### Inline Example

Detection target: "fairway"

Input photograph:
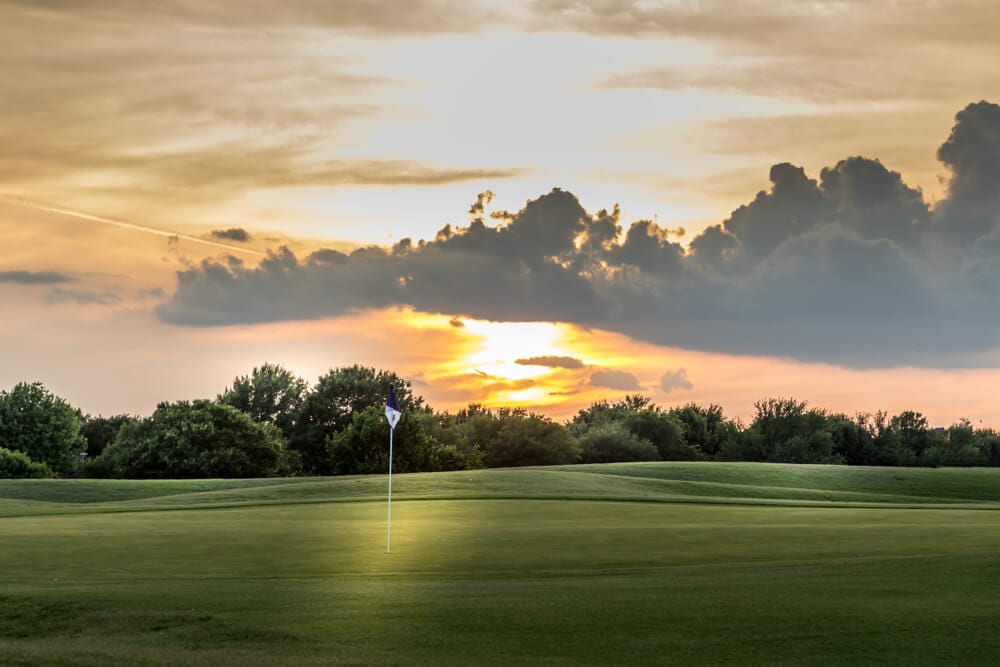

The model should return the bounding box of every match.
[3,464,1000,665]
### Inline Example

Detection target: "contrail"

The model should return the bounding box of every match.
[0,195,266,257]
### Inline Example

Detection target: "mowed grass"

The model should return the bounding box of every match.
[3,463,1000,665]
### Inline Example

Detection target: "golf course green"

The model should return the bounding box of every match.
[3,462,1000,665]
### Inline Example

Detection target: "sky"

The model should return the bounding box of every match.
[4,0,1000,426]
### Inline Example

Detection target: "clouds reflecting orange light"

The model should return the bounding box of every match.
[357,309,1000,428]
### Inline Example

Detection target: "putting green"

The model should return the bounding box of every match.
[3,463,1000,665]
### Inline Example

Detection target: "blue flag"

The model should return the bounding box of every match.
[385,385,401,430]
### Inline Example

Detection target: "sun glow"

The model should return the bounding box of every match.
[458,320,568,380]
[430,319,582,408]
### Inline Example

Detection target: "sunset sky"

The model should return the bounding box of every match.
[4,1,1000,426]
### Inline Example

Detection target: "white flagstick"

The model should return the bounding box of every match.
[387,424,393,554]
[384,385,401,554]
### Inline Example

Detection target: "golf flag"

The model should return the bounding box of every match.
[385,385,401,554]
[385,385,401,430]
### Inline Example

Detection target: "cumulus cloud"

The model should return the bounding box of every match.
[0,270,73,285]
[158,101,1000,368]
[659,368,693,394]
[935,101,1000,244]
[589,370,641,391]
[210,228,252,243]
[515,356,586,369]
[158,188,609,326]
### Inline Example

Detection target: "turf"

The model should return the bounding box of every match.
[3,463,1000,665]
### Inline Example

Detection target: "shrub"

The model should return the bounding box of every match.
[96,400,291,478]
[0,447,55,479]
[578,424,660,463]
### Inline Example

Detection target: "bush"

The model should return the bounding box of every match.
[328,405,440,475]
[669,404,731,457]
[578,424,660,463]
[0,447,55,479]
[96,400,292,478]
[480,409,579,468]
[78,453,119,479]
[624,410,701,460]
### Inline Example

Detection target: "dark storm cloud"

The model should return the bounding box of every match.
[158,188,610,326]
[0,270,73,285]
[935,101,1000,244]
[159,101,1000,368]
[589,370,641,391]
[515,356,586,369]
[211,228,252,243]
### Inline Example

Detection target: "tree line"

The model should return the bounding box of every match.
[2,364,999,479]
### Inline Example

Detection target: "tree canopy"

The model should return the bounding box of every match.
[0,382,84,474]
[96,400,291,478]
[292,365,422,474]
[81,414,137,459]
[218,363,307,440]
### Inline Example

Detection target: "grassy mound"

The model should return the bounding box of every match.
[4,462,1000,517]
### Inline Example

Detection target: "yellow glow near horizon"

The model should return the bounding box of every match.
[457,320,569,381]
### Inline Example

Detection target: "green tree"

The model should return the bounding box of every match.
[623,409,699,460]
[292,366,422,474]
[480,408,579,468]
[328,405,440,475]
[0,447,55,478]
[890,411,933,463]
[416,410,485,471]
[578,423,659,463]
[851,411,914,466]
[772,431,836,464]
[977,428,1000,466]
[570,396,701,462]
[827,414,874,466]
[0,382,84,474]
[926,419,985,467]
[717,428,763,461]
[218,363,307,439]
[746,397,841,464]
[568,395,653,437]
[669,404,734,458]
[97,400,291,478]
[80,414,137,459]
[448,404,504,465]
